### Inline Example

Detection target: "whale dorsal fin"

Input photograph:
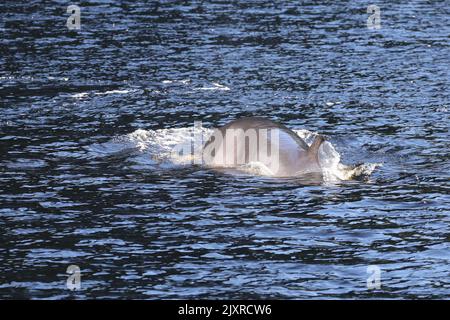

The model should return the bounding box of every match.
[307,135,325,163]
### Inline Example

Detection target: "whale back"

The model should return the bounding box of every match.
[207,117,310,151]
[203,117,324,177]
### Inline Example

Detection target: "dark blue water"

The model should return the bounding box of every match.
[0,0,449,299]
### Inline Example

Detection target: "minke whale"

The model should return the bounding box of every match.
[202,117,325,177]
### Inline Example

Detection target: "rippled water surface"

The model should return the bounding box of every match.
[0,0,449,299]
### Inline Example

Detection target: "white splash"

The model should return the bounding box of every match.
[292,129,381,181]
[89,126,379,181]
[240,162,275,176]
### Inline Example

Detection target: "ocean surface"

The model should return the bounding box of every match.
[0,0,449,299]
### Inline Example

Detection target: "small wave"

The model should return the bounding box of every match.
[71,92,89,99]
[196,82,230,91]
[162,79,230,91]
[162,79,190,85]
[69,88,138,99]
[94,89,133,95]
